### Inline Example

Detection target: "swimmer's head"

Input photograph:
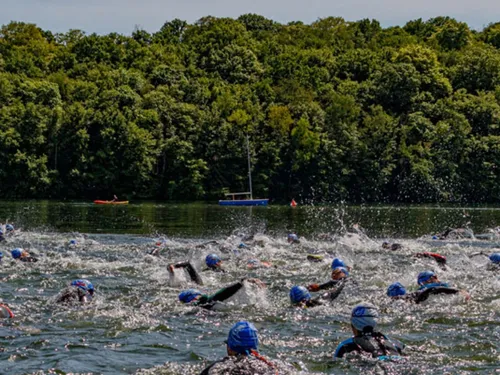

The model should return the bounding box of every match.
[226,321,259,355]
[387,282,406,297]
[247,259,259,268]
[69,239,77,245]
[71,279,94,296]
[290,286,311,306]
[5,224,14,232]
[178,289,202,304]
[11,248,24,259]
[382,242,390,249]
[205,254,221,269]
[331,258,346,270]
[490,253,500,264]
[417,271,438,286]
[331,266,349,280]
[287,233,299,243]
[0,304,14,318]
[351,303,379,334]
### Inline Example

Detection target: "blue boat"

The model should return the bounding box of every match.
[218,135,269,207]
[219,192,269,206]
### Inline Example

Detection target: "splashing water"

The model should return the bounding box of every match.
[0,202,499,374]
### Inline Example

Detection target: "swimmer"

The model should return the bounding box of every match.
[178,279,265,310]
[11,248,38,263]
[0,303,14,318]
[287,233,300,244]
[5,224,15,235]
[246,259,272,269]
[386,280,467,304]
[290,285,346,308]
[382,242,403,251]
[307,258,350,292]
[205,253,225,272]
[334,303,405,359]
[415,252,447,270]
[417,271,470,300]
[168,261,203,285]
[56,279,95,304]
[200,321,293,375]
[488,253,500,270]
[434,228,474,240]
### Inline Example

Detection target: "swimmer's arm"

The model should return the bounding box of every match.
[316,280,339,291]
[323,280,346,301]
[207,282,244,303]
[173,262,203,285]
[415,286,464,303]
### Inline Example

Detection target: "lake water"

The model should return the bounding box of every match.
[0,201,499,375]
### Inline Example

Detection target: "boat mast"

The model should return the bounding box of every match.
[246,134,253,200]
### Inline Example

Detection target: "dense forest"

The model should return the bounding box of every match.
[0,15,499,202]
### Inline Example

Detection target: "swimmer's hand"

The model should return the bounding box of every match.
[307,284,320,292]
[460,290,471,301]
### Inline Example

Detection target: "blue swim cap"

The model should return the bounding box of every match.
[387,282,406,297]
[290,286,311,305]
[69,239,77,245]
[288,233,299,241]
[5,224,14,231]
[238,243,248,249]
[331,258,346,269]
[490,253,500,264]
[247,259,259,266]
[227,321,259,354]
[417,271,435,286]
[179,289,202,303]
[351,303,379,332]
[71,279,94,294]
[0,252,3,258]
[205,254,221,268]
[11,248,23,259]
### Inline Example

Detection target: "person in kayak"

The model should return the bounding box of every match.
[168,261,203,285]
[415,252,447,270]
[11,248,38,263]
[178,279,265,310]
[334,303,405,359]
[56,279,95,304]
[289,284,346,308]
[307,258,350,292]
[200,321,293,375]
[205,253,225,272]
[111,195,119,202]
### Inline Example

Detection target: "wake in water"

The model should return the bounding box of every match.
[0,223,499,375]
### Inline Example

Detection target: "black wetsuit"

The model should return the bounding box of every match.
[170,262,204,285]
[193,281,245,310]
[56,286,92,304]
[334,331,404,358]
[393,286,460,304]
[200,354,290,375]
[20,255,38,263]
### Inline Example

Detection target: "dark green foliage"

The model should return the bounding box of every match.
[1,17,499,202]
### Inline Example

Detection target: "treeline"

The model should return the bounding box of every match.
[1,15,500,202]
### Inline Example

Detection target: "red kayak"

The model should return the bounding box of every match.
[93,200,129,205]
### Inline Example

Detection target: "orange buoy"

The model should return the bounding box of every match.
[290,199,297,207]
